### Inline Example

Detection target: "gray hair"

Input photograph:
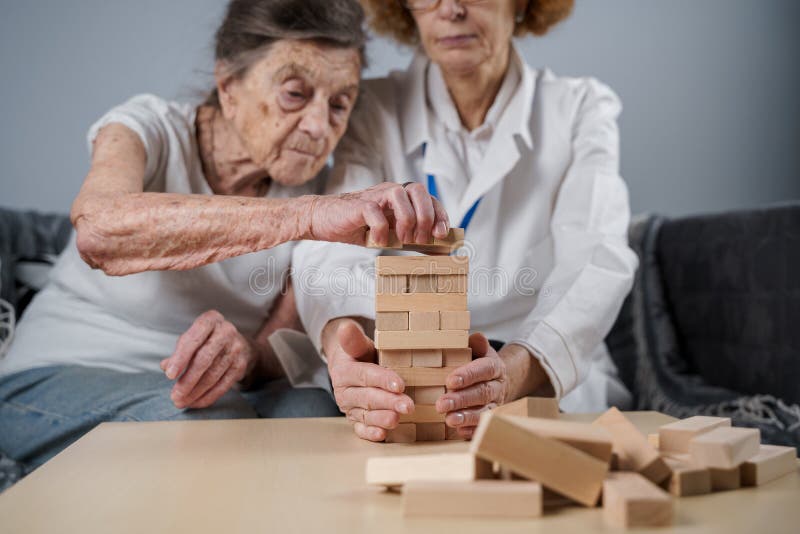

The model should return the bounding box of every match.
[207,0,367,106]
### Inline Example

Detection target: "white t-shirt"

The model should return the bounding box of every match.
[0,94,322,378]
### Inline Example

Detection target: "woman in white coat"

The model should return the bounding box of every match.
[294,0,639,441]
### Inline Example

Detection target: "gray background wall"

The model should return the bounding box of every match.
[1,0,798,216]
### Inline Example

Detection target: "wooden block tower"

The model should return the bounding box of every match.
[368,229,470,442]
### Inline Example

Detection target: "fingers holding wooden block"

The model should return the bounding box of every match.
[602,472,673,528]
[403,480,543,518]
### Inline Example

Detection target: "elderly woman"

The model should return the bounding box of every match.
[0,0,448,467]
[292,0,638,441]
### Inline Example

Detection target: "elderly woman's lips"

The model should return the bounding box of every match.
[437,34,477,47]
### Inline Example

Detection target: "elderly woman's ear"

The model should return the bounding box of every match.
[214,62,239,122]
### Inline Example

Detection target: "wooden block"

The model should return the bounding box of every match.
[416,422,446,441]
[688,426,760,469]
[658,416,731,453]
[378,349,412,368]
[407,274,437,293]
[648,433,660,449]
[709,466,741,491]
[366,229,402,249]
[493,397,560,419]
[445,425,462,441]
[366,452,493,487]
[408,311,439,330]
[470,413,609,506]
[602,472,672,528]
[376,255,468,276]
[662,456,711,497]
[411,349,442,367]
[503,415,614,462]
[439,310,470,329]
[385,423,416,443]
[436,275,467,294]
[741,445,798,486]
[400,405,445,424]
[593,407,671,484]
[413,386,445,405]
[376,292,467,312]
[375,312,408,331]
[442,348,472,366]
[374,330,468,350]
[376,275,407,295]
[393,366,459,387]
[403,480,542,518]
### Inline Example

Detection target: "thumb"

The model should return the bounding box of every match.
[337,320,375,362]
[468,332,490,358]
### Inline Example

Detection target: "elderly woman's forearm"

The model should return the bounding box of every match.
[73,192,315,275]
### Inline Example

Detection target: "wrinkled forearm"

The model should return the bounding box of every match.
[73,192,316,275]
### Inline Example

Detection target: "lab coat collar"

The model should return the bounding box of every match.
[399,42,535,156]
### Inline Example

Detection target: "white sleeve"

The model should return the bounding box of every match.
[86,94,175,190]
[292,90,387,356]
[507,80,638,399]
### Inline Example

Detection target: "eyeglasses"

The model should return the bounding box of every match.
[403,0,488,13]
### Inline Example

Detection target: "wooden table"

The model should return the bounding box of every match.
[1,412,797,533]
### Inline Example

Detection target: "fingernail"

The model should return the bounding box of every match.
[450,375,464,388]
[436,221,447,237]
[396,401,411,414]
[389,380,401,393]
[166,365,177,379]
[452,412,465,425]
[445,399,455,411]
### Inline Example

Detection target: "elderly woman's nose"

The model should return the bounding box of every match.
[438,0,466,19]
[298,101,329,139]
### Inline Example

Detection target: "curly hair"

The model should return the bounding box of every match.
[360,0,574,46]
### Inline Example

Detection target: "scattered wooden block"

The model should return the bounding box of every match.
[593,407,671,484]
[470,413,609,506]
[688,427,760,469]
[376,312,408,331]
[403,480,542,518]
[385,423,416,443]
[378,349,412,368]
[436,275,467,294]
[416,423,446,441]
[408,274,437,293]
[709,466,741,491]
[662,456,712,497]
[411,349,442,367]
[412,386,445,405]
[376,275,407,295]
[375,330,469,350]
[443,348,472,366]
[400,405,445,424]
[376,255,468,276]
[648,433,660,449]
[602,472,673,528]
[439,310,470,329]
[502,415,614,462]
[375,292,467,312]
[658,416,731,453]
[493,396,560,419]
[393,366,459,387]
[408,311,439,330]
[366,452,493,487]
[741,445,798,486]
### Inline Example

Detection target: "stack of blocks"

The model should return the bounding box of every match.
[374,254,471,442]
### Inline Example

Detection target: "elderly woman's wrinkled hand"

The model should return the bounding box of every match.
[324,318,414,442]
[307,182,450,247]
[161,310,256,409]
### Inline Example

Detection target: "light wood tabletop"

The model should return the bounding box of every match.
[0,411,797,533]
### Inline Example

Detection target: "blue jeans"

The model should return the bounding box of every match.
[0,365,341,469]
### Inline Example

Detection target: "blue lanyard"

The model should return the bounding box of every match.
[422,143,482,231]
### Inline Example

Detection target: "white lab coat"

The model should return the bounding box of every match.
[291,44,638,411]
